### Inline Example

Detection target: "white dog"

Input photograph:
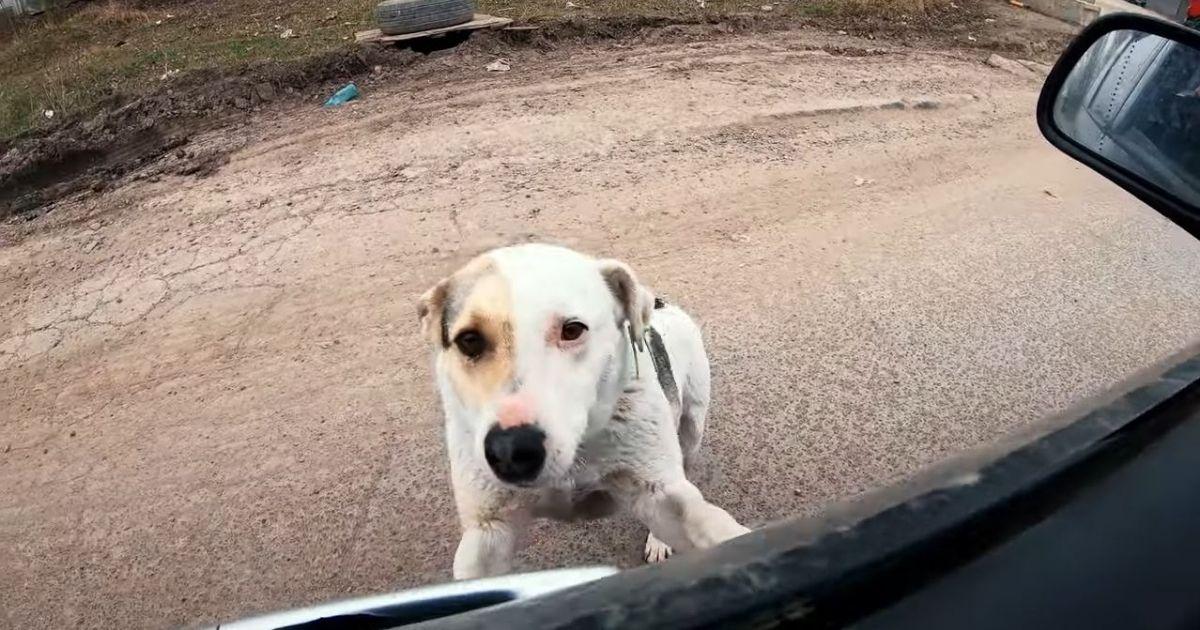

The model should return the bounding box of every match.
[417,243,749,579]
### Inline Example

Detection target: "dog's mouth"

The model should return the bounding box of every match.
[493,452,577,490]
[491,471,558,490]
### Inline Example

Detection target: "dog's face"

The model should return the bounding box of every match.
[418,244,653,488]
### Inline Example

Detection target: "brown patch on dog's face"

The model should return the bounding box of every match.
[417,255,501,347]
[434,260,516,409]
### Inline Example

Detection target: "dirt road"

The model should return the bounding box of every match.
[4,26,1200,629]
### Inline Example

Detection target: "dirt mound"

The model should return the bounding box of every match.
[0,49,385,220]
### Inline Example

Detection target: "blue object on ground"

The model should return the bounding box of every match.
[324,83,360,107]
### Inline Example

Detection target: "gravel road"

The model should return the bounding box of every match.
[3,24,1200,629]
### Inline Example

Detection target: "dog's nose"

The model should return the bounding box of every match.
[484,425,546,484]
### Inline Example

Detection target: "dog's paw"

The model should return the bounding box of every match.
[644,532,673,564]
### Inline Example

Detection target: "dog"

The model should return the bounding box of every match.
[417,243,749,579]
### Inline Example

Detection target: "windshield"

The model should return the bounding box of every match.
[3,2,1200,628]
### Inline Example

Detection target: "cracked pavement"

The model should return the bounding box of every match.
[4,25,1200,630]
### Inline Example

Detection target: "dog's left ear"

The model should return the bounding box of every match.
[598,259,655,350]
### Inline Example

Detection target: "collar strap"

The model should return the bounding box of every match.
[627,323,644,379]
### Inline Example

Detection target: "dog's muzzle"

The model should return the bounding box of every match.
[484,425,546,485]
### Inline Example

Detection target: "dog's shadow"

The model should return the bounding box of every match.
[519,452,729,570]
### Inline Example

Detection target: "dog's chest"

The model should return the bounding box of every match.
[553,480,620,521]
[566,462,604,492]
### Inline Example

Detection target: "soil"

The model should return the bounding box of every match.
[0,0,1073,220]
[10,6,1191,630]
[0,49,389,218]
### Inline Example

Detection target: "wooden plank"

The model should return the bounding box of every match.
[355,28,384,43]
[355,14,512,44]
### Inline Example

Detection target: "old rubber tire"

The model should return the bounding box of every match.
[375,0,474,35]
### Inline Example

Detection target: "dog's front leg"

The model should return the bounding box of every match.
[453,518,522,580]
[632,478,749,552]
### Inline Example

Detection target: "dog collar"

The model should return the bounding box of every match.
[625,323,681,413]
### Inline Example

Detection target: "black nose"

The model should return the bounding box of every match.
[484,425,546,484]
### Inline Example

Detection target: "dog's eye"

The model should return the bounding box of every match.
[561,320,588,342]
[454,330,488,359]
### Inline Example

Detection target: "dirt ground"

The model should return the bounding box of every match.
[1,0,1072,218]
[4,16,1200,630]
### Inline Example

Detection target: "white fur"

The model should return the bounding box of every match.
[428,244,749,579]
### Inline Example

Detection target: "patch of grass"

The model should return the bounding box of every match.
[471,0,955,23]
[827,0,953,13]
[0,0,956,141]
[0,0,378,139]
[73,0,157,25]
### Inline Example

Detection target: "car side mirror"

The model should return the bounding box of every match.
[1038,14,1200,239]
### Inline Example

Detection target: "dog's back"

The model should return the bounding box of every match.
[647,302,711,470]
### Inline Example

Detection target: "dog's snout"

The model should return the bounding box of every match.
[496,393,535,428]
[484,425,546,484]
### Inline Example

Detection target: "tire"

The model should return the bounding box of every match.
[375,0,474,36]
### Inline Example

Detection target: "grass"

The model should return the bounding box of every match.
[0,0,379,140]
[0,0,952,141]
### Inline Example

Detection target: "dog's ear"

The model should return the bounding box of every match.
[598,259,655,349]
[416,278,451,348]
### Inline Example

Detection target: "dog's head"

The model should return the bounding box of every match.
[418,244,654,488]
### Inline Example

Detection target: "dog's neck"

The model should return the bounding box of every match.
[582,323,643,440]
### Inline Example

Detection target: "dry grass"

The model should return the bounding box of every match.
[849,0,953,11]
[0,0,959,141]
[474,0,955,23]
[72,0,157,25]
[0,0,378,140]
[792,0,954,18]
